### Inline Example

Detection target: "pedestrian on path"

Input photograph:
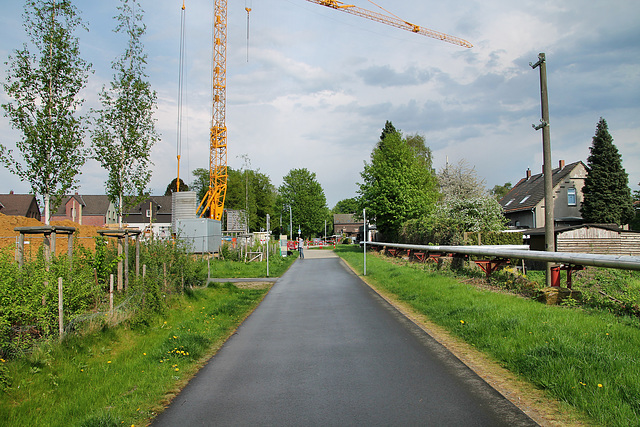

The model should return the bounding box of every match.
[298,237,304,259]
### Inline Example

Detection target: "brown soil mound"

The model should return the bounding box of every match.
[0,213,102,256]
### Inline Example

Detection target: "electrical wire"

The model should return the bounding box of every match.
[176,0,187,191]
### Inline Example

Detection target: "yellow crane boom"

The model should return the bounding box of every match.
[305,0,473,48]
[198,0,471,221]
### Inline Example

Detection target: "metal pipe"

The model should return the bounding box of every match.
[363,241,640,271]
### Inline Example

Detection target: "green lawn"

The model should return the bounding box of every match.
[209,252,296,278]
[0,284,269,427]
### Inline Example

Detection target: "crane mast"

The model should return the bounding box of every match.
[198,0,228,221]
[198,0,471,221]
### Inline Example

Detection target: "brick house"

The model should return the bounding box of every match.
[333,214,363,238]
[51,194,117,226]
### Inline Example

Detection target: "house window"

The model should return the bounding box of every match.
[567,188,576,206]
[146,209,152,218]
[519,195,531,204]
[505,198,515,206]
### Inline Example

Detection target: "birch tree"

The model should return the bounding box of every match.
[92,0,158,226]
[1,0,91,224]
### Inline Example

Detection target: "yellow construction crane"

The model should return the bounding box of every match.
[198,0,472,221]
[308,0,473,48]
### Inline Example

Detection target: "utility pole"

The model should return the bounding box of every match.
[363,208,367,276]
[530,52,555,286]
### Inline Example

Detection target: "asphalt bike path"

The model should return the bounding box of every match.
[153,250,536,426]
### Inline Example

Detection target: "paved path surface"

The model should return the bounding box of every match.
[153,252,536,426]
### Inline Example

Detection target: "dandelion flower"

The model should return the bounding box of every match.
[107,361,112,364]
[175,368,179,372]
[143,353,146,356]
[598,384,603,388]
[460,320,465,324]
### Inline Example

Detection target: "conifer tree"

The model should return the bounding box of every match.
[580,118,634,225]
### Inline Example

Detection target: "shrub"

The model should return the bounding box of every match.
[0,236,207,359]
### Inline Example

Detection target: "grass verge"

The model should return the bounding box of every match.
[209,253,296,278]
[0,283,269,427]
[336,246,640,426]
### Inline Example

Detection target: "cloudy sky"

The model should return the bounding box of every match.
[1,0,638,209]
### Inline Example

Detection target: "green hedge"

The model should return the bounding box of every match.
[399,218,522,246]
[463,231,523,246]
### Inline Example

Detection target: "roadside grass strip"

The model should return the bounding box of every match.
[0,284,269,427]
[211,255,296,278]
[337,246,640,426]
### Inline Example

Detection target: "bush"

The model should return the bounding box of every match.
[464,231,523,246]
[400,218,520,247]
[219,242,240,261]
[0,236,207,359]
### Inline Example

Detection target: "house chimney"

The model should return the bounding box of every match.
[9,190,14,195]
[526,168,531,179]
[559,159,565,169]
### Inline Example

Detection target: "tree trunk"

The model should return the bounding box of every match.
[44,193,50,225]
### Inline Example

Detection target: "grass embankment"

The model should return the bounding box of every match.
[336,246,640,426]
[0,283,269,427]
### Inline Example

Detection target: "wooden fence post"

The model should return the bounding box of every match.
[58,277,63,341]
[110,274,114,314]
[117,238,123,292]
[142,264,147,308]
[51,230,57,258]
[17,234,24,266]
[135,235,140,277]
[124,233,129,291]
[44,233,51,267]
[67,232,74,260]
